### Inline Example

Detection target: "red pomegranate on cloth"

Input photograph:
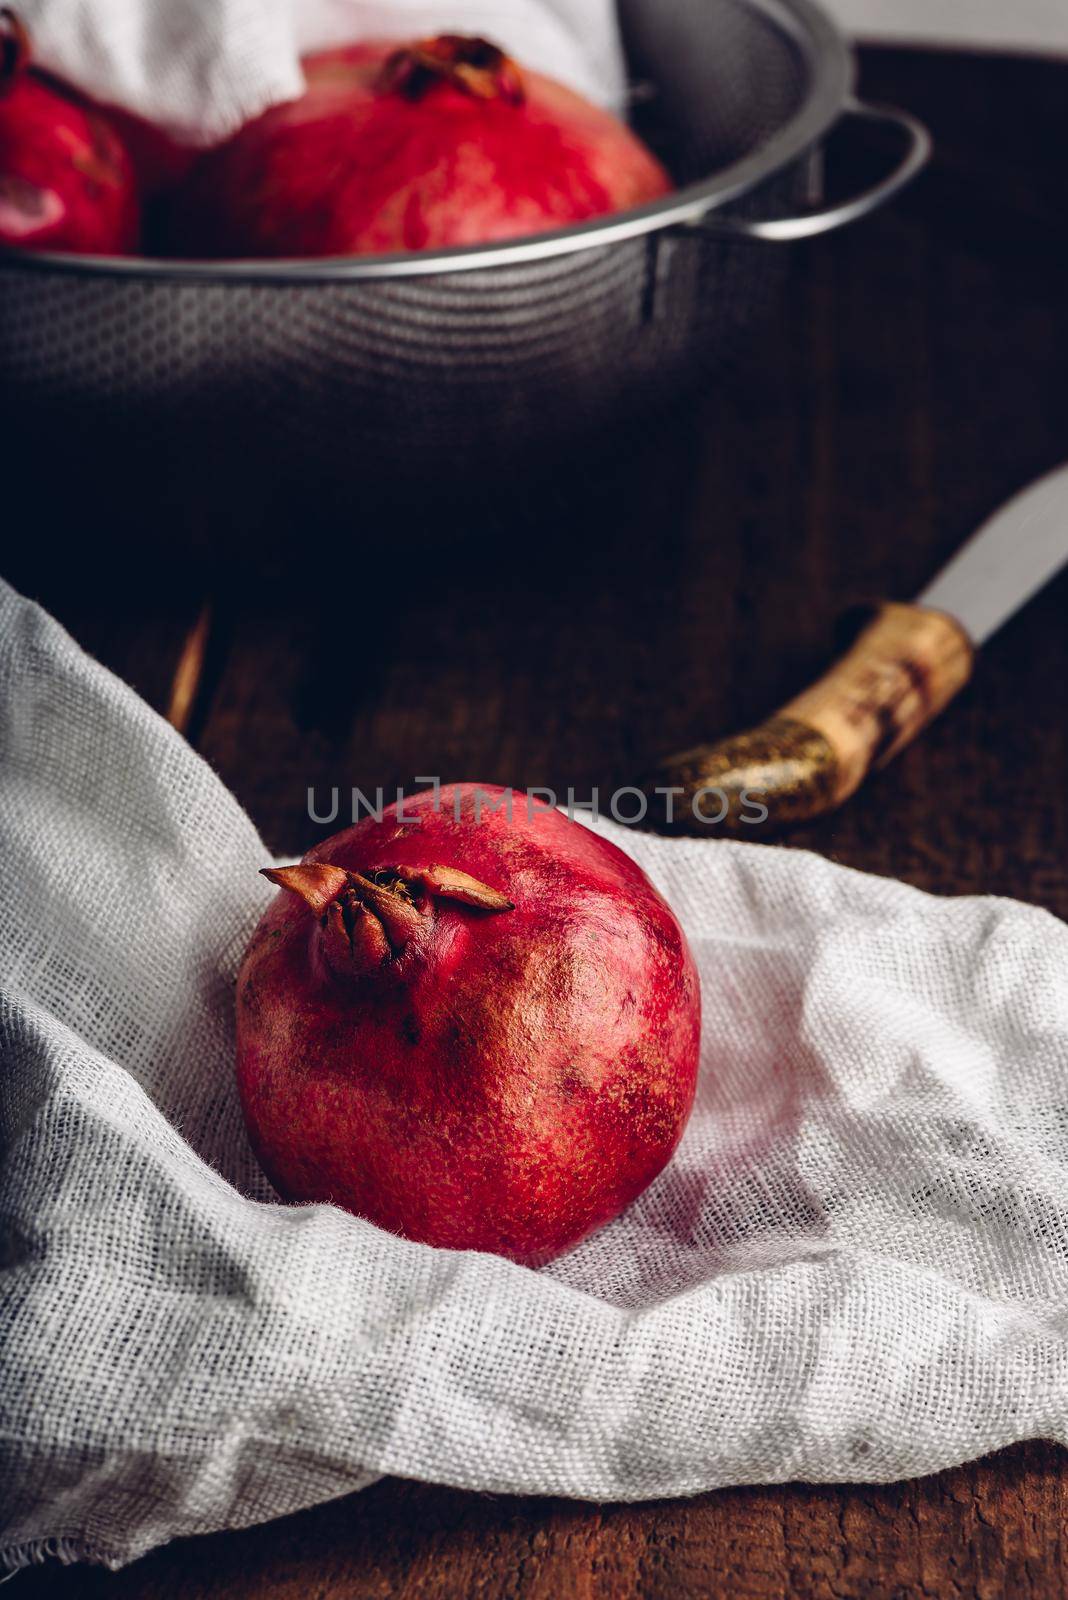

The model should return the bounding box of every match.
[236,785,701,1264]
[0,8,138,253]
[170,34,673,258]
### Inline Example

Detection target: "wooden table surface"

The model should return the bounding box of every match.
[10,44,1068,1600]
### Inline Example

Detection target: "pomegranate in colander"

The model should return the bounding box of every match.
[169,34,672,257]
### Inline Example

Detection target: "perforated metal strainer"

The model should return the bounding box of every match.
[0,0,928,504]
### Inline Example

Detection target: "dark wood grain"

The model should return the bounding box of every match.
[12,45,1068,1600]
[14,1446,1068,1599]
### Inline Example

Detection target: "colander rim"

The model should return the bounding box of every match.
[0,0,854,284]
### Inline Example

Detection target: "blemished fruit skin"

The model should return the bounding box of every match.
[0,15,138,254]
[235,784,701,1264]
[169,35,673,258]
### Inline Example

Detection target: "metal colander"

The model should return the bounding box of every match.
[0,0,927,508]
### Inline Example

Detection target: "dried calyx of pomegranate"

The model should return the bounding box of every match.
[262,861,513,977]
[0,7,29,94]
[377,34,525,105]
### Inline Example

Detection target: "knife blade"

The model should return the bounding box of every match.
[918,462,1068,644]
[644,464,1068,834]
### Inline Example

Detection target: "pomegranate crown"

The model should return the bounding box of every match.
[0,8,30,97]
[262,861,513,979]
[377,34,525,107]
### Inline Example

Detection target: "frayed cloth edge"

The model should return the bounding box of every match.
[1,1536,112,1575]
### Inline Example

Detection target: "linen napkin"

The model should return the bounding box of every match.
[4,575,1068,1572]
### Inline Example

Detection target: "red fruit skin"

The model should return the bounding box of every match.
[0,71,139,253]
[106,105,196,198]
[170,40,673,258]
[235,784,701,1264]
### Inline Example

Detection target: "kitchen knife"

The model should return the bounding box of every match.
[644,462,1068,834]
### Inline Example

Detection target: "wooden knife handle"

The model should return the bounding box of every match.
[644,602,975,835]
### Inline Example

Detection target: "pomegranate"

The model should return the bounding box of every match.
[236,784,701,1263]
[0,9,138,254]
[169,34,672,258]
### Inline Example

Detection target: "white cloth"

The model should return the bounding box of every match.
[17,0,626,144]
[4,576,1068,1572]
